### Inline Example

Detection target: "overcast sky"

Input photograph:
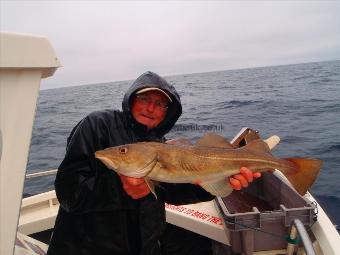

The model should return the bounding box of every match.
[1,1,340,89]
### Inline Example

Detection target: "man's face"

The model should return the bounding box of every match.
[131,90,169,130]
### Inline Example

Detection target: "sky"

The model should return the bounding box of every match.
[1,1,340,90]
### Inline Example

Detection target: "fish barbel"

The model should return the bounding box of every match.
[95,133,322,197]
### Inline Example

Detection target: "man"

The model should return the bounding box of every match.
[47,71,259,255]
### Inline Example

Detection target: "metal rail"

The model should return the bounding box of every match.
[25,169,58,179]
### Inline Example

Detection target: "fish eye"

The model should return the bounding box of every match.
[119,147,128,154]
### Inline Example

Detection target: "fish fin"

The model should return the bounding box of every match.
[199,179,233,197]
[242,139,271,153]
[145,178,158,199]
[196,133,234,148]
[155,161,165,169]
[155,156,172,171]
[281,158,322,195]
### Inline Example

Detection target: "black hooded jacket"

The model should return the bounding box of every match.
[47,72,214,255]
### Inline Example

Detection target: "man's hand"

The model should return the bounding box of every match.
[229,167,261,190]
[119,175,150,199]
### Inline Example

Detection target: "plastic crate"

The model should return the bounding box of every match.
[216,171,316,254]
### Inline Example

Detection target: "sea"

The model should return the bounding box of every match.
[25,60,340,228]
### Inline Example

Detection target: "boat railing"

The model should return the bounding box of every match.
[25,169,58,179]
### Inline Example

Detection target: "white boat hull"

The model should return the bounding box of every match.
[18,188,340,255]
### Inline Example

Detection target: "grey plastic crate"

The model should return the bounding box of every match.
[216,172,316,254]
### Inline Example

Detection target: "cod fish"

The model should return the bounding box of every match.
[95,133,322,197]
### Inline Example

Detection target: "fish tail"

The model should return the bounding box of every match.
[282,158,323,195]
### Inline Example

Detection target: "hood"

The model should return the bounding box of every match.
[122,71,182,138]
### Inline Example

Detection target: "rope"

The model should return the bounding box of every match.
[223,218,292,241]
[220,199,319,245]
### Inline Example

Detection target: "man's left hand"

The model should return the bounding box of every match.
[229,167,261,190]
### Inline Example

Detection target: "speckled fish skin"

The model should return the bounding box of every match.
[95,138,322,196]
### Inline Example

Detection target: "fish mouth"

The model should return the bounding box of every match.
[95,152,120,170]
[95,151,158,177]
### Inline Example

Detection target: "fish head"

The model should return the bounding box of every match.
[95,143,158,178]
